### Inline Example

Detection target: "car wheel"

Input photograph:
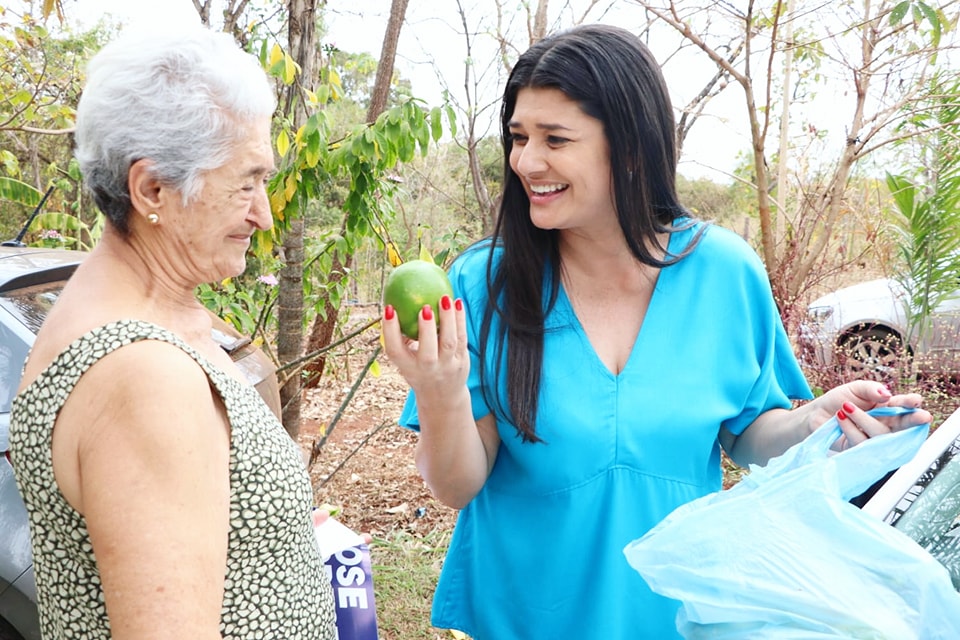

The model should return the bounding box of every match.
[0,617,24,640]
[837,328,906,382]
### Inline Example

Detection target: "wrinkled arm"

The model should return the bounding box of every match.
[63,342,230,640]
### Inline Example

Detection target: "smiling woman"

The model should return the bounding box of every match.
[380,23,932,640]
[7,26,338,640]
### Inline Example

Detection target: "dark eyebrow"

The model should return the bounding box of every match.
[507,120,574,132]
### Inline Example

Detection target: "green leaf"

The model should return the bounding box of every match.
[445,105,459,138]
[916,2,941,46]
[0,177,41,207]
[430,107,443,141]
[890,0,910,24]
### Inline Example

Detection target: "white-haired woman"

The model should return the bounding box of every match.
[9,26,337,640]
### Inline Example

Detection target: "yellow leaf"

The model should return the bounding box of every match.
[254,229,274,256]
[284,173,297,202]
[418,245,434,264]
[387,242,402,267]
[221,278,232,286]
[276,129,290,157]
[370,359,381,378]
[306,89,319,106]
[283,54,297,84]
[268,43,284,67]
[269,188,287,216]
[448,631,468,639]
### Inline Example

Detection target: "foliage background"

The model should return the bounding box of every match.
[3,1,960,638]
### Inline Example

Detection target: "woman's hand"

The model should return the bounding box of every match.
[810,380,931,450]
[381,294,500,508]
[312,508,373,545]
[381,294,470,404]
[727,380,933,468]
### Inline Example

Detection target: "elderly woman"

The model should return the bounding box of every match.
[9,27,336,639]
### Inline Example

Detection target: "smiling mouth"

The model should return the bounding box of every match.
[529,183,568,195]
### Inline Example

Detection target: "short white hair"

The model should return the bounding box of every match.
[75,26,277,232]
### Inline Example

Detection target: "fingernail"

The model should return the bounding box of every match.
[842,402,856,414]
[440,295,452,311]
[837,409,848,421]
[422,305,433,321]
[878,385,892,397]
[455,298,463,311]
[384,305,395,321]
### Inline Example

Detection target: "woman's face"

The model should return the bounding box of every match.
[507,87,616,235]
[161,115,275,284]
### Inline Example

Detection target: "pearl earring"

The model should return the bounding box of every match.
[147,213,160,225]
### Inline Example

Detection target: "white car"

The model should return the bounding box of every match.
[798,277,960,380]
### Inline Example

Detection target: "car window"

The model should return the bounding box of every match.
[0,280,65,335]
[0,281,66,412]
[883,435,960,590]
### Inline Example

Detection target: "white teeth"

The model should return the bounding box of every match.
[530,183,567,194]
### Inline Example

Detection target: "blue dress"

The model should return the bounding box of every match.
[399,223,812,639]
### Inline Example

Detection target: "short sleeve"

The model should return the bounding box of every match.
[710,230,812,435]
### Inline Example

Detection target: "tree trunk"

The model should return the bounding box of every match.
[301,0,408,389]
[277,0,318,439]
[365,0,409,123]
[302,234,351,387]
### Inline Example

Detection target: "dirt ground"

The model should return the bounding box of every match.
[298,355,460,539]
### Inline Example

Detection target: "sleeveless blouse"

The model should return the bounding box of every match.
[10,319,336,639]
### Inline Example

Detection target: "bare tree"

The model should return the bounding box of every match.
[636,0,957,318]
[191,0,254,45]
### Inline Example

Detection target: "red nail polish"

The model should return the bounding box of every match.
[842,402,856,414]
[455,298,463,311]
[837,409,848,421]
[422,305,433,321]
[440,295,452,311]
[384,305,395,321]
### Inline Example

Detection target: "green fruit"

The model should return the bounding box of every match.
[383,259,454,339]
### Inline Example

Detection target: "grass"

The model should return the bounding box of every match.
[370,528,463,640]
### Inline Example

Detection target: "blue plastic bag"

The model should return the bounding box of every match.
[624,407,960,639]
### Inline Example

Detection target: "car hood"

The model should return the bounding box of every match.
[809,278,905,309]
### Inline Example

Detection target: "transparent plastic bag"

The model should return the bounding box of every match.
[623,408,960,639]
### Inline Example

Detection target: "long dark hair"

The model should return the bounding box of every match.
[478,24,703,444]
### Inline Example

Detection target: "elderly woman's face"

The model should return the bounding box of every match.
[164,116,275,283]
